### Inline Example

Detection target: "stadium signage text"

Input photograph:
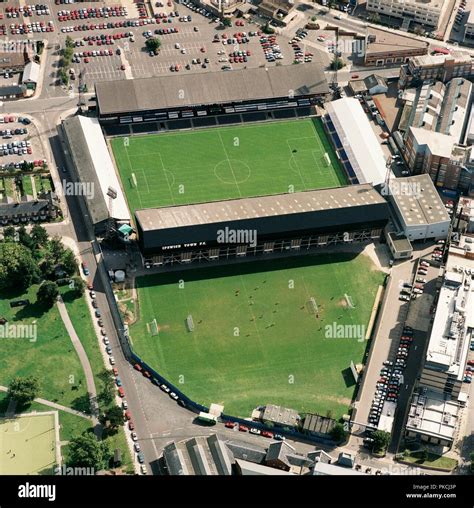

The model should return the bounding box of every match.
[216,227,257,247]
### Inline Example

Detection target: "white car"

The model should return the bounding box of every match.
[122,400,128,409]
[249,428,261,435]
[109,356,115,365]
[131,432,138,441]
[140,465,148,475]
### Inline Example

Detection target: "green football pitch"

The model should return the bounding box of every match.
[130,253,384,419]
[0,413,57,475]
[111,118,346,213]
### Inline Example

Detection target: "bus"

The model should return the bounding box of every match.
[197,412,218,425]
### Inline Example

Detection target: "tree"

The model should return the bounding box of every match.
[37,281,59,308]
[62,249,78,277]
[67,434,111,470]
[69,276,85,297]
[329,422,347,443]
[48,237,65,263]
[39,256,55,279]
[418,449,428,462]
[102,406,124,430]
[31,225,49,248]
[145,37,161,54]
[17,226,34,250]
[311,15,317,22]
[470,452,474,472]
[221,17,232,27]
[372,430,391,453]
[0,242,40,290]
[369,13,380,23]
[331,57,345,70]
[261,23,275,35]
[98,370,115,406]
[2,226,17,242]
[8,376,40,408]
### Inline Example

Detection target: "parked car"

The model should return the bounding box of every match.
[225,422,236,429]
[250,428,261,435]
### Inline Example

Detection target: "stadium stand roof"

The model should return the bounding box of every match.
[325,98,388,186]
[61,115,131,225]
[95,62,329,116]
[136,184,387,232]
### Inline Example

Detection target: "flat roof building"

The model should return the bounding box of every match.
[405,389,462,447]
[324,98,388,186]
[364,27,429,67]
[387,174,450,241]
[366,0,447,28]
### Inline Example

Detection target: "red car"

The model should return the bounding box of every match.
[225,422,236,429]
[124,410,131,420]
[239,425,249,432]
[351,74,359,79]
[468,360,474,366]
[113,368,119,376]
[128,420,135,430]
[143,371,151,379]
[118,387,125,397]
[134,364,142,372]
[262,431,274,438]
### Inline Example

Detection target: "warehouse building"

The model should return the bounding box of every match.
[135,184,390,266]
[387,174,450,241]
[323,98,389,186]
[60,115,131,234]
[364,27,429,67]
[95,63,329,133]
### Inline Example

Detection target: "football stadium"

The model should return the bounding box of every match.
[60,70,392,419]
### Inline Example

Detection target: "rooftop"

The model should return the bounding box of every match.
[135,184,387,231]
[366,27,428,55]
[262,404,299,427]
[409,126,456,158]
[61,115,131,224]
[96,62,328,115]
[410,51,472,68]
[325,98,388,186]
[389,173,450,227]
[425,265,473,378]
[406,389,461,441]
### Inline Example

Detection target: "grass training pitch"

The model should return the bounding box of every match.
[111,118,346,213]
[0,413,57,475]
[130,253,384,418]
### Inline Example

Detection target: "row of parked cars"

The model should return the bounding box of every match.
[59,17,157,33]
[57,7,127,21]
[0,159,45,171]
[464,359,474,383]
[1,128,28,138]
[453,0,467,32]
[85,271,148,475]
[9,21,54,34]
[260,35,283,62]
[5,4,50,17]
[368,325,414,427]
[0,141,32,157]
